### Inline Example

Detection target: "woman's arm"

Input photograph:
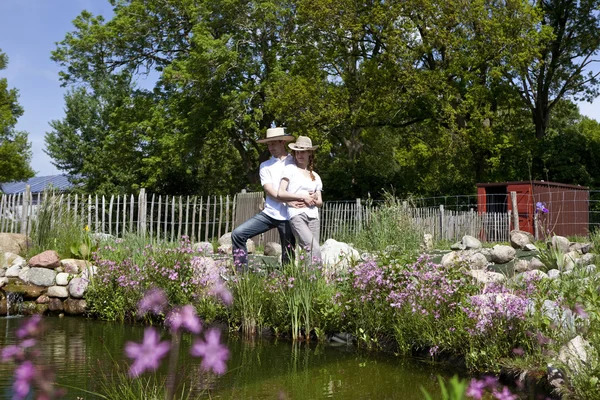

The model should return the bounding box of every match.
[278,178,314,204]
[314,190,323,208]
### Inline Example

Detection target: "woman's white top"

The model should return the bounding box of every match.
[282,164,323,219]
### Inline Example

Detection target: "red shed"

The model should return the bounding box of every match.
[477,181,589,238]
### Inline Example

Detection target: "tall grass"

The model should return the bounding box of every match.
[339,193,422,253]
[27,193,86,258]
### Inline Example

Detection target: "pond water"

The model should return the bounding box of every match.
[0,316,455,399]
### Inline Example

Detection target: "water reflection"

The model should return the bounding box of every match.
[0,317,448,399]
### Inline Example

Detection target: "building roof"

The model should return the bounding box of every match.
[0,175,77,194]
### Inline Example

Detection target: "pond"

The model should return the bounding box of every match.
[0,316,454,399]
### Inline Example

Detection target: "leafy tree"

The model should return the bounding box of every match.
[0,50,35,184]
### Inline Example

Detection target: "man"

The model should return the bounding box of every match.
[231,127,298,269]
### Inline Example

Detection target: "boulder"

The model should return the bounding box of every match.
[464,251,489,270]
[563,251,578,272]
[63,298,87,315]
[264,242,282,257]
[491,245,516,264]
[529,257,546,270]
[246,239,256,254]
[60,259,91,274]
[0,268,4,278]
[27,267,56,287]
[0,233,31,255]
[524,243,538,252]
[10,255,26,269]
[81,265,97,281]
[218,244,233,255]
[4,284,45,299]
[558,336,591,374]
[48,298,64,312]
[421,234,434,251]
[218,232,232,246]
[320,239,360,274]
[192,241,214,255]
[547,269,561,279]
[569,242,593,254]
[68,277,89,299]
[468,270,506,284]
[0,277,8,288]
[513,259,530,274]
[36,295,50,304]
[550,236,570,253]
[450,242,465,251]
[4,252,21,265]
[516,269,549,282]
[462,235,482,250]
[55,273,70,286]
[510,230,534,249]
[47,286,69,298]
[579,253,595,267]
[29,250,61,269]
[441,251,460,267]
[18,266,31,283]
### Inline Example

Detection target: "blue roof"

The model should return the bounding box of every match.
[0,175,77,194]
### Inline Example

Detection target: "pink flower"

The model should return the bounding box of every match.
[137,287,169,316]
[16,315,42,339]
[13,361,35,400]
[191,329,230,375]
[166,305,202,334]
[125,328,170,377]
[466,378,486,399]
[492,386,518,400]
[209,281,233,306]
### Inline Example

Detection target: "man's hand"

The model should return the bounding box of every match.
[288,200,306,208]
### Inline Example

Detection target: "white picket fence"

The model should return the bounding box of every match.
[0,188,512,243]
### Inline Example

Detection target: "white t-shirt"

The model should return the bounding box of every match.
[259,154,294,220]
[281,164,323,219]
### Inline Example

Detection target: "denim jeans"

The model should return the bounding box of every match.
[231,212,295,268]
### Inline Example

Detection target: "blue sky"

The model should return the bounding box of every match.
[0,1,599,178]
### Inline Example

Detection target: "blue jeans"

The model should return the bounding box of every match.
[231,212,295,268]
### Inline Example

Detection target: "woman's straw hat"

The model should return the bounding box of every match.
[288,136,319,151]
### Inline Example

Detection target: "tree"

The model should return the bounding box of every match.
[506,0,600,140]
[0,49,34,184]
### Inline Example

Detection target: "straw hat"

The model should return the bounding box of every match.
[288,136,319,151]
[257,127,295,143]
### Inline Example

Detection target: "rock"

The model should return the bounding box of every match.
[0,233,31,255]
[4,284,45,299]
[10,255,26,268]
[563,251,578,272]
[550,236,570,253]
[21,302,47,316]
[529,257,546,270]
[68,277,89,299]
[513,259,530,273]
[264,242,282,257]
[462,235,482,250]
[4,252,19,265]
[547,364,565,391]
[547,269,561,279]
[524,243,538,252]
[468,269,507,284]
[478,248,494,262]
[0,268,4,278]
[569,242,592,254]
[63,298,87,315]
[0,277,8,288]
[441,251,460,267]
[5,264,22,278]
[580,253,595,266]
[585,265,597,274]
[18,266,31,283]
[47,286,69,298]
[491,245,516,264]
[218,232,232,246]
[27,267,56,287]
[28,250,61,269]
[320,239,360,274]
[55,273,70,286]
[246,239,256,254]
[192,241,214,255]
[90,232,115,244]
[510,230,534,249]
[541,300,575,332]
[36,295,50,304]
[516,270,549,282]
[421,234,434,251]
[465,252,489,270]
[60,259,91,274]
[191,257,220,284]
[48,298,64,312]
[450,242,465,251]
[218,244,233,255]
[558,336,591,374]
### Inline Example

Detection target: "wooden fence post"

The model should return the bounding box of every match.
[21,185,31,235]
[439,204,445,241]
[139,188,147,237]
[356,198,362,232]
[510,191,519,231]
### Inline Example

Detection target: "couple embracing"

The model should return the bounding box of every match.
[231,127,323,269]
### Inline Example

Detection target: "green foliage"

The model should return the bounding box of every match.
[421,375,467,400]
[339,193,422,253]
[27,193,87,259]
[0,48,34,184]
[229,269,267,338]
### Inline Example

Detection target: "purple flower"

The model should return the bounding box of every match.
[1,345,23,362]
[166,305,202,334]
[13,361,35,400]
[209,281,233,305]
[466,378,486,399]
[574,303,589,319]
[190,328,230,375]
[492,386,518,400]
[125,328,170,377]
[137,287,169,316]
[536,202,548,213]
[16,315,42,339]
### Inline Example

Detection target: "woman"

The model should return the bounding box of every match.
[277,136,323,263]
